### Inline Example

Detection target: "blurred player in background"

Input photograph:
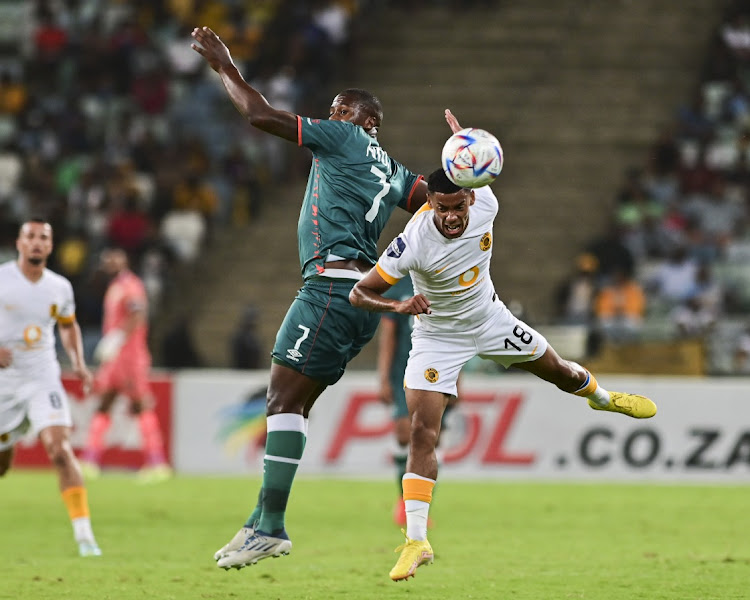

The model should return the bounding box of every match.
[0,219,101,557]
[191,26,432,569]
[378,274,458,526]
[81,248,171,483]
[351,112,657,581]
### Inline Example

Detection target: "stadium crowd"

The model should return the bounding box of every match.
[0,0,360,359]
[556,0,750,373]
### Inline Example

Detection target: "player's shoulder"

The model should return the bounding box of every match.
[0,261,15,275]
[43,267,73,289]
[472,185,499,206]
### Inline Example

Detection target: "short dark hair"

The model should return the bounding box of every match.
[427,168,462,194]
[339,88,383,126]
[19,218,51,235]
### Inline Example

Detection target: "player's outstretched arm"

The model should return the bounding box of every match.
[350,269,431,315]
[191,26,297,142]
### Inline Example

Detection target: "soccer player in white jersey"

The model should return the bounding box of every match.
[350,111,656,583]
[0,219,101,557]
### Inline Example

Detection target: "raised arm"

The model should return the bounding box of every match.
[406,109,466,212]
[191,27,298,142]
[350,268,431,315]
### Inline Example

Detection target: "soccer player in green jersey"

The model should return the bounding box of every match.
[191,27,430,569]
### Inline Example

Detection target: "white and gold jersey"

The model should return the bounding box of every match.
[375,185,499,333]
[0,261,75,383]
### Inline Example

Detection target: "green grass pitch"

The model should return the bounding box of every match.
[2,471,749,599]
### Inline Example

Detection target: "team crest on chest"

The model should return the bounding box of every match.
[424,368,439,383]
[480,232,492,251]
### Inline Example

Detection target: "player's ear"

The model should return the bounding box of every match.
[469,191,476,206]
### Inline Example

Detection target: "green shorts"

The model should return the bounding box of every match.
[271,277,381,386]
[390,374,409,419]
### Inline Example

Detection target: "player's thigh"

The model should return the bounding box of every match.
[25,380,73,435]
[272,280,378,385]
[0,396,30,468]
[405,387,449,435]
[477,303,549,368]
[404,331,475,398]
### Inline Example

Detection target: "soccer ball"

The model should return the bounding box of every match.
[441,128,503,188]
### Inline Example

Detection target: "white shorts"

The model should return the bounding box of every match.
[0,379,72,450]
[405,300,548,397]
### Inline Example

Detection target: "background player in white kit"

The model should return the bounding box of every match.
[350,110,657,583]
[0,219,101,557]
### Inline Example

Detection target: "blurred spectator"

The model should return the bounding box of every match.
[554,253,599,325]
[594,267,646,343]
[230,305,264,370]
[171,173,219,225]
[160,205,205,263]
[0,72,28,115]
[646,245,700,307]
[671,295,718,339]
[106,191,153,259]
[162,316,203,369]
[585,220,636,282]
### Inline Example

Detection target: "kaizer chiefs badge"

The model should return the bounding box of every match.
[424,368,439,383]
[480,232,492,251]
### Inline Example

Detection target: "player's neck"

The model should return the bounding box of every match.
[17,258,45,282]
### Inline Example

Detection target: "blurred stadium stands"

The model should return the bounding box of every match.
[3,0,746,374]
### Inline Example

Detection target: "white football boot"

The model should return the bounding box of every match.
[217,530,291,570]
[214,526,254,561]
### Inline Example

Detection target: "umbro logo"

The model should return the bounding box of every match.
[286,348,302,362]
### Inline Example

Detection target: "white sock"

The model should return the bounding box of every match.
[405,500,430,541]
[572,368,610,407]
[72,517,95,543]
[587,384,610,407]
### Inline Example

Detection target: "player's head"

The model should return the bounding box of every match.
[426,168,475,239]
[330,88,383,138]
[17,219,53,266]
[99,247,129,277]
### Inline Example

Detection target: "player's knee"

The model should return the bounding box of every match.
[409,417,439,451]
[266,388,299,415]
[46,443,74,471]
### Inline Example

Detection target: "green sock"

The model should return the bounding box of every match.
[243,489,262,529]
[244,424,308,529]
[256,414,306,535]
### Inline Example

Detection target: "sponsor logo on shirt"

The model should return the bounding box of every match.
[387,236,406,258]
[49,304,58,317]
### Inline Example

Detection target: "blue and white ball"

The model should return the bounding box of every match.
[441,128,503,188]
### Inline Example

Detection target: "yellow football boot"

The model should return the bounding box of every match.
[589,391,657,419]
[389,530,434,581]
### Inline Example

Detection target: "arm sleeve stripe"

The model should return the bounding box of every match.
[375,263,401,285]
[405,175,424,213]
[57,314,76,325]
[297,115,303,146]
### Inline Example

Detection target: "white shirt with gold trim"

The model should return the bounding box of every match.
[0,261,75,385]
[375,185,499,333]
